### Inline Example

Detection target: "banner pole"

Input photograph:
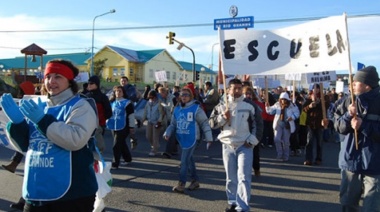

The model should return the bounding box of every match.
[344,12,358,150]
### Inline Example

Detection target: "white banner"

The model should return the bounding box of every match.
[155,70,167,82]
[335,80,345,93]
[252,78,281,88]
[75,72,89,83]
[285,73,302,81]
[218,14,349,75]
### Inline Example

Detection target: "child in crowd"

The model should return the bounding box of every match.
[106,86,135,169]
[142,90,164,156]
[163,86,212,193]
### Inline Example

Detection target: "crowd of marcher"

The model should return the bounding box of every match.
[1,60,380,211]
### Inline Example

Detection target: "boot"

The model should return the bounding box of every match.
[172,181,185,193]
[1,160,19,173]
[10,197,25,211]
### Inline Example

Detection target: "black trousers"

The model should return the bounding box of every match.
[24,195,95,212]
[112,128,132,166]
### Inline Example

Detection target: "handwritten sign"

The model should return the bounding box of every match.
[306,71,337,84]
[155,70,168,82]
[218,14,349,75]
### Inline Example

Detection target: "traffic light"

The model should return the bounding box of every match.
[167,31,175,45]
[195,71,200,81]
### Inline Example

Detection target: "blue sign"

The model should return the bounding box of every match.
[214,16,254,30]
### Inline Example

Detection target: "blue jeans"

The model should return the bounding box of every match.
[179,143,198,184]
[305,127,323,162]
[340,170,380,212]
[222,143,253,212]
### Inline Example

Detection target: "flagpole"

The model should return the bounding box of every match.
[292,80,296,103]
[319,83,328,129]
[344,12,358,150]
[220,51,228,110]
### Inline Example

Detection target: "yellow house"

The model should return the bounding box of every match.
[91,45,216,85]
[0,45,217,87]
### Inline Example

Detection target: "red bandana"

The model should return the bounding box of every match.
[44,63,74,80]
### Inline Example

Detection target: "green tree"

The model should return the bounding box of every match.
[88,58,108,77]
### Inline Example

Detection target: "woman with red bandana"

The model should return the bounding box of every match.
[0,59,98,211]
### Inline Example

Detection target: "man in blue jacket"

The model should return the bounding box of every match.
[334,66,380,211]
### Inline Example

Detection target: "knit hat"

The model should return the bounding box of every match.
[88,75,100,87]
[279,92,290,101]
[184,82,195,97]
[354,66,379,88]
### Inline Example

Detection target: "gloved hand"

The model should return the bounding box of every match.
[19,98,45,124]
[0,93,24,124]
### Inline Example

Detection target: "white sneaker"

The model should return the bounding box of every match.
[148,151,156,156]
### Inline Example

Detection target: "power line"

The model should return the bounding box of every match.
[0,13,379,33]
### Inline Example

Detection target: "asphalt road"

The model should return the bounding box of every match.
[0,124,344,212]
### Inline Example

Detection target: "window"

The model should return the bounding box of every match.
[113,68,118,76]
[129,68,134,75]
[166,71,170,80]
[120,68,125,76]
[149,69,154,78]
[173,72,177,80]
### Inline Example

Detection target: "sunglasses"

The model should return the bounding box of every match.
[180,93,190,97]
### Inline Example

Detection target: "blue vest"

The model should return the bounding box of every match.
[173,104,198,149]
[106,99,130,131]
[23,96,82,201]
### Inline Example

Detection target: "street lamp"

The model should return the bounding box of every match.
[176,41,195,82]
[211,43,219,72]
[167,32,196,82]
[91,9,116,76]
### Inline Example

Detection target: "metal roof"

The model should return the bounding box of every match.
[177,61,216,74]
[0,52,91,69]
[107,45,164,63]
[0,46,216,74]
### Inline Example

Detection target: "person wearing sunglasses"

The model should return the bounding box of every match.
[163,86,212,193]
